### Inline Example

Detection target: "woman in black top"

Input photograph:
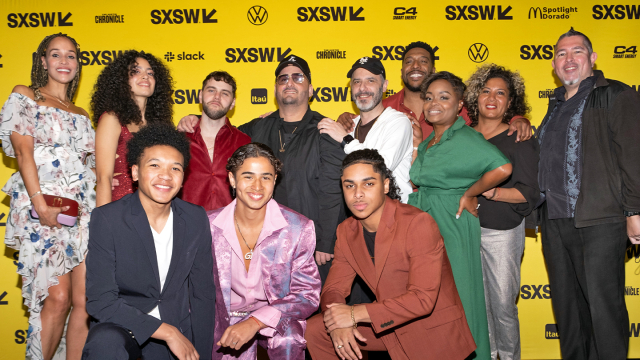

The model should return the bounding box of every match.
[465,63,539,360]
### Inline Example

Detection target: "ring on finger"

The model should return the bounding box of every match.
[337,345,344,349]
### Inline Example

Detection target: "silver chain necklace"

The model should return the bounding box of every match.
[234,214,254,260]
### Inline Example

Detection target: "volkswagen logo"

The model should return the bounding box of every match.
[468,43,489,63]
[248,6,268,25]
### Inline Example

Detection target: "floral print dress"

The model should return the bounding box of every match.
[0,93,96,360]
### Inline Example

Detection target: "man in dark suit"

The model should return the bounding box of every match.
[305,149,476,360]
[82,124,215,360]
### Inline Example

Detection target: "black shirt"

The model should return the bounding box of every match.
[363,227,376,264]
[477,129,540,230]
[277,120,302,207]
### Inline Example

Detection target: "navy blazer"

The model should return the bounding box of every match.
[86,191,215,359]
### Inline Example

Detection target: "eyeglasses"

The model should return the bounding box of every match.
[277,73,305,85]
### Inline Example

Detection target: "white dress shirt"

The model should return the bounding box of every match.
[148,209,174,320]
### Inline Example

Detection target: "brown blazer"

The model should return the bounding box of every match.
[321,198,476,359]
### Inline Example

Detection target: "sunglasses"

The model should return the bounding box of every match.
[277,73,305,85]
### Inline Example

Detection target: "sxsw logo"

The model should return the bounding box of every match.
[593,5,640,19]
[310,87,350,103]
[251,89,268,104]
[545,324,559,339]
[632,323,640,337]
[0,54,3,68]
[297,7,365,21]
[520,284,551,299]
[163,51,205,62]
[393,7,417,20]
[627,244,640,260]
[528,7,577,19]
[79,50,126,66]
[385,89,396,97]
[15,329,28,344]
[172,89,201,105]
[7,12,73,28]
[445,5,513,20]
[520,45,554,60]
[372,45,441,61]
[225,47,292,63]
[150,9,217,24]
[613,45,637,59]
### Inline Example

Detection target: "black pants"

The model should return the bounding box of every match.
[82,323,142,360]
[541,207,629,360]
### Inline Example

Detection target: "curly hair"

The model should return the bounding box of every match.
[420,71,466,101]
[226,143,283,176]
[341,149,401,201]
[30,33,82,102]
[126,122,191,168]
[464,63,530,126]
[90,50,173,127]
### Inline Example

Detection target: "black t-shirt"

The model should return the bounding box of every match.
[477,129,540,230]
[363,227,376,264]
[276,120,302,207]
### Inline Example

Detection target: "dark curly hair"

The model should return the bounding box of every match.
[402,41,436,68]
[341,149,401,201]
[226,143,283,176]
[420,71,466,101]
[90,50,173,127]
[126,123,191,168]
[465,64,530,127]
[30,33,82,103]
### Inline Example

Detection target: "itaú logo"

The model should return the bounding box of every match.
[247,6,268,25]
[468,43,489,63]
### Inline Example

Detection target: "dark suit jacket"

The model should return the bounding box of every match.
[321,198,476,359]
[86,191,215,359]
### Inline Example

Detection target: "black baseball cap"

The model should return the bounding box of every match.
[275,55,312,83]
[347,56,386,79]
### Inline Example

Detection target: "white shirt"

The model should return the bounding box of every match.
[344,107,414,203]
[148,209,174,320]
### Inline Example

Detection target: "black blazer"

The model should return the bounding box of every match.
[86,191,215,359]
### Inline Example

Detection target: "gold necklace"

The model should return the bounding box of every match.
[39,89,70,108]
[278,126,298,153]
[235,215,255,260]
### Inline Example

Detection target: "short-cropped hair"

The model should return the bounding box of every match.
[126,122,191,168]
[202,71,237,97]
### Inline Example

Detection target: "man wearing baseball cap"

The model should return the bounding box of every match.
[241,55,346,283]
[318,56,413,204]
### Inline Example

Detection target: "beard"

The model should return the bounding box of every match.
[402,70,429,93]
[354,86,384,113]
[278,86,308,106]
[203,102,231,120]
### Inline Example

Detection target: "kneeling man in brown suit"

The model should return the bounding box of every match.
[306,149,476,360]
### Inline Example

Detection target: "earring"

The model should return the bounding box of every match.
[232,187,236,198]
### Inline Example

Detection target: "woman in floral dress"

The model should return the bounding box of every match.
[0,33,96,360]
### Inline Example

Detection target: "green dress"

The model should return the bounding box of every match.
[408,117,509,360]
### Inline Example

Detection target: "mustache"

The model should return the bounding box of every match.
[354,91,375,98]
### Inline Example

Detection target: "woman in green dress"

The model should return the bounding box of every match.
[408,72,512,360]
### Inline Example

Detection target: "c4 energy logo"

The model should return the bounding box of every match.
[393,7,417,20]
[528,7,577,19]
[317,49,346,59]
[164,51,205,62]
[545,324,559,339]
[445,5,512,20]
[520,45,554,60]
[248,6,268,25]
[593,5,640,19]
[520,284,551,299]
[7,12,73,28]
[297,7,364,21]
[173,89,201,105]
[150,9,217,24]
[468,43,489,63]
[614,46,637,58]
[251,89,268,104]
[311,87,350,103]
[79,50,126,66]
[225,47,292,63]
[95,14,124,23]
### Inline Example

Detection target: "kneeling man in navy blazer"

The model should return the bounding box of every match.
[83,123,215,360]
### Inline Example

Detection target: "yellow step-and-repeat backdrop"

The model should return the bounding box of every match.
[1,0,639,359]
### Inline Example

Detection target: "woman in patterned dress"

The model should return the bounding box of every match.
[0,33,96,360]
[91,50,174,206]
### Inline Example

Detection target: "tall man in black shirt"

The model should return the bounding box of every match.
[536,28,640,360]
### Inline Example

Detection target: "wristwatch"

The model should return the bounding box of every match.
[624,210,640,217]
[341,134,355,148]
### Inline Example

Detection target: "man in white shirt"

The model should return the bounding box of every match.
[83,123,215,360]
[318,57,413,203]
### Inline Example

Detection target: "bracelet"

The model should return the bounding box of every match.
[249,316,261,328]
[351,305,357,329]
[29,190,42,200]
[413,147,419,151]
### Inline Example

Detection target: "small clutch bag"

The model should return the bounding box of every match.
[30,194,80,227]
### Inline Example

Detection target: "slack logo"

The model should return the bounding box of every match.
[520,45,554,60]
[7,12,73,28]
[251,89,268,104]
[297,7,364,21]
[164,52,205,62]
[150,9,217,24]
[225,47,292,63]
[545,324,559,339]
[520,284,551,299]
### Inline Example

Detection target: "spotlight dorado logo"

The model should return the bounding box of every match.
[528,7,577,19]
